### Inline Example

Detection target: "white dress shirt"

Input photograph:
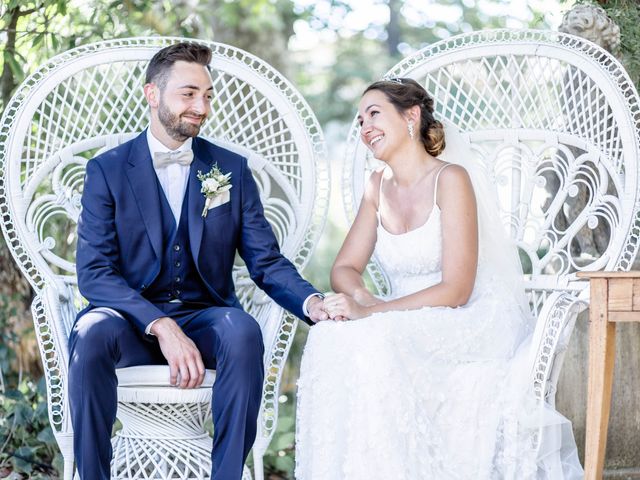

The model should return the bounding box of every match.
[145,130,191,334]
[147,129,192,225]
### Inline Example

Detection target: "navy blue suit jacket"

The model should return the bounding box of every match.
[76,131,318,332]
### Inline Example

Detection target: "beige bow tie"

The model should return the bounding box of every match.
[152,150,194,169]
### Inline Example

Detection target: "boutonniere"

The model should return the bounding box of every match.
[197,164,232,217]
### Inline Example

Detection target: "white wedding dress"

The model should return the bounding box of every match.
[295,166,584,480]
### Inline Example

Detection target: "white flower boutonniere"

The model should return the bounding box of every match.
[197,164,232,217]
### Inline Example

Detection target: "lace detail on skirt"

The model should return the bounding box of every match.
[296,208,583,479]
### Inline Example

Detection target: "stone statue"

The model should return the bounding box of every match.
[559,4,621,55]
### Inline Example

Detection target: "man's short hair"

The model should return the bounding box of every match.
[145,42,212,89]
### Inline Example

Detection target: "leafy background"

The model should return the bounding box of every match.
[1,0,637,478]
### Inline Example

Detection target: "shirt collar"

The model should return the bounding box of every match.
[146,127,193,155]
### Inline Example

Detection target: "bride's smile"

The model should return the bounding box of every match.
[358,89,417,162]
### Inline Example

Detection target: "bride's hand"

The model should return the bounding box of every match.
[325,293,370,320]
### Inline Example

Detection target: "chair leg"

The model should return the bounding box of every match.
[252,450,264,480]
[57,436,75,480]
[243,464,254,480]
[63,457,75,480]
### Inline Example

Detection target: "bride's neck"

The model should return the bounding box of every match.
[386,145,437,187]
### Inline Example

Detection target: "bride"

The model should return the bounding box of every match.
[295,78,584,479]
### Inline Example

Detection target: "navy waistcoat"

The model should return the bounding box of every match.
[144,177,212,306]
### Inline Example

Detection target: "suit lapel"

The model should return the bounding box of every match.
[188,137,213,263]
[125,131,163,259]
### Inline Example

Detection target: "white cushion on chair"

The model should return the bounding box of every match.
[116,365,216,388]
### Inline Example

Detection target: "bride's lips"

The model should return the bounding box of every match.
[367,134,385,149]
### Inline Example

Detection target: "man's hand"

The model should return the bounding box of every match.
[150,317,205,388]
[307,295,329,323]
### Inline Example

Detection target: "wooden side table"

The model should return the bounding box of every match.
[576,271,640,480]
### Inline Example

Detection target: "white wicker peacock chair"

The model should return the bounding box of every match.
[0,37,329,479]
[344,29,640,430]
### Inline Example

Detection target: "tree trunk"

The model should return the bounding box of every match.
[387,0,401,57]
[0,5,39,379]
[0,6,20,109]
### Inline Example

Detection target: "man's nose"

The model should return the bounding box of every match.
[192,96,209,114]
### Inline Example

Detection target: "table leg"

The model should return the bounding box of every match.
[585,278,616,480]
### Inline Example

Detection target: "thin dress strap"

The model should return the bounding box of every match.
[432,163,453,206]
[376,167,387,219]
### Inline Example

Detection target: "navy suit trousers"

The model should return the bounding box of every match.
[68,304,265,480]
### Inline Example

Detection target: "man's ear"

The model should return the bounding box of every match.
[143,83,159,108]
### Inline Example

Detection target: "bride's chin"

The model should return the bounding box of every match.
[367,145,384,159]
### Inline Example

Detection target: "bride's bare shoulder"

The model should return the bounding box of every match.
[437,164,475,205]
[362,168,386,206]
[438,163,472,186]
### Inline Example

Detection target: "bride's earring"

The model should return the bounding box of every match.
[407,122,415,140]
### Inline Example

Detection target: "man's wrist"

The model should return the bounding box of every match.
[146,318,160,336]
[149,316,175,338]
[303,293,325,317]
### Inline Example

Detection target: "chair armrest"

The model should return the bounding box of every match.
[253,305,298,459]
[30,283,78,461]
[529,291,588,406]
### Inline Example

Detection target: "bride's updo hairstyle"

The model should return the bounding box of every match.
[363,78,445,156]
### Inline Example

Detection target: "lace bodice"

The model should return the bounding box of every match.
[373,164,450,299]
[374,205,443,299]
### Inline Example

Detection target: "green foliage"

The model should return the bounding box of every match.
[0,299,20,390]
[255,398,297,477]
[0,377,62,479]
[0,0,207,115]
[298,35,394,126]
[583,0,640,89]
[569,0,640,89]
[0,289,60,478]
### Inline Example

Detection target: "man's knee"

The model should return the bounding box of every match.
[217,309,264,362]
[70,308,129,358]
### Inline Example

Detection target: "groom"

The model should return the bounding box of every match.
[69,41,326,480]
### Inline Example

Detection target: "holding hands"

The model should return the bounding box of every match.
[320,290,383,322]
[323,293,367,321]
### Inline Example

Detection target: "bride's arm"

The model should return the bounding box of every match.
[331,165,478,319]
[330,171,382,306]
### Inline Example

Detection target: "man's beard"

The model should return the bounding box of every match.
[158,102,204,141]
